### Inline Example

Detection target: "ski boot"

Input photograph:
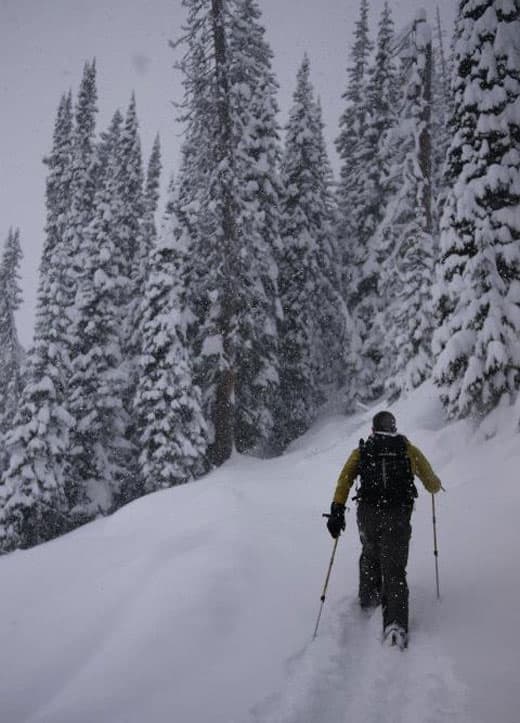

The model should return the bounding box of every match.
[383,623,408,650]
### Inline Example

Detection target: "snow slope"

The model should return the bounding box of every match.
[1,381,519,723]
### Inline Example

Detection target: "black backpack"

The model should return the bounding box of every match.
[356,433,417,506]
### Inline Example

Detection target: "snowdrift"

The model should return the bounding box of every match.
[1,382,518,723]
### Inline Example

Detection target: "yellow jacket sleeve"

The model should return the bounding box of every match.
[332,448,360,506]
[405,441,442,493]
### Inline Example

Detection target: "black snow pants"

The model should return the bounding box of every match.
[356,501,413,632]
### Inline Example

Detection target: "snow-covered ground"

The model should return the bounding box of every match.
[1,381,519,723]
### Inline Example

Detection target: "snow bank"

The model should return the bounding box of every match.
[0,381,518,723]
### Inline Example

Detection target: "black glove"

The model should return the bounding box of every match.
[326,502,346,539]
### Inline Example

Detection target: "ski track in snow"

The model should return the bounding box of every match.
[252,592,470,723]
[248,397,473,723]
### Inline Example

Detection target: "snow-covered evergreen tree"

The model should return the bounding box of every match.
[373,11,436,398]
[170,35,216,439]
[173,0,286,460]
[0,93,78,551]
[135,188,209,491]
[96,108,124,191]
[128,133,162,366]
[119,94,146,331]
[275,56,345,446]
[433,0,520,418]
[63,61,98,313]
[118,128,161,504]
[312,97,353,396]
[227,0,283,453]
[66,108,130,514]
[349,1,398,399]
[0,228,24,471]
[139,134,162,298]
[354,2,397,251]
[171,0,241,465]
[335,0,373,299]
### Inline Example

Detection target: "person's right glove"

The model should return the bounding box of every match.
[326,502,346,539]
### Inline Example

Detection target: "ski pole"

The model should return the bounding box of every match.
[312,534,340,639]
[431,494,440,600]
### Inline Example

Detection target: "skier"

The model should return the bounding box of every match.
[326,410,442,649]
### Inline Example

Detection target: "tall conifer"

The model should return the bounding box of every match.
[66,109,129,513]
[172,0,240,465]
[336,0,373,299]
[119,94,146,323]
[433,0,520,418]
[276,56,343,445]
[227,0,283,453]
[173,0,285,460]
[64,61,98,312]
[135,187,209,491]
[371,12,436,398]
[351,1,398,399]
[312,97,353,396]
[0,93,77,550]
[0,228,24,471]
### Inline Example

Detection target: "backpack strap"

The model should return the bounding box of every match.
[352,439,366,501]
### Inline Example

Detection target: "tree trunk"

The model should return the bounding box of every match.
[212,368,235,465]
[416,16,433,235]
[210,0,237,465]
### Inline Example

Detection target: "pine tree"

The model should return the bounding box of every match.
[63,61,98,313]
[312,97,353,396]
[96,108,124,190]
[135,189,209,491]
[354,1,397,247]
[171,0,241,465]
[350,1,398,399]
[140,134,162,291]
[433,0,520,418]
[275,56,343,446]
[128,133,162,367]
[227,0,283,453]
[119,94,146,326]
[118,128,161,504]
[170,33,217,442]
[47,61,99,513]
[335,0,373,298]
[40,92,74,279]
[375,11,436,398]
[0,93,78,551]
[66,108,130,514]
[0,228,24,471]
[174,0,287,460]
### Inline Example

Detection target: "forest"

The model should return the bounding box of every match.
[0,0,518,552]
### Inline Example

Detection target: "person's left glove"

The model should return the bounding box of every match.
[326,502,346,539]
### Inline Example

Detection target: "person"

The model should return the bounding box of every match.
[326,410,442,649]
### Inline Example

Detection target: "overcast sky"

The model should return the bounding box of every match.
[0,0,456,346]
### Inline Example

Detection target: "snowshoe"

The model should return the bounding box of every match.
[383,623,408,650]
